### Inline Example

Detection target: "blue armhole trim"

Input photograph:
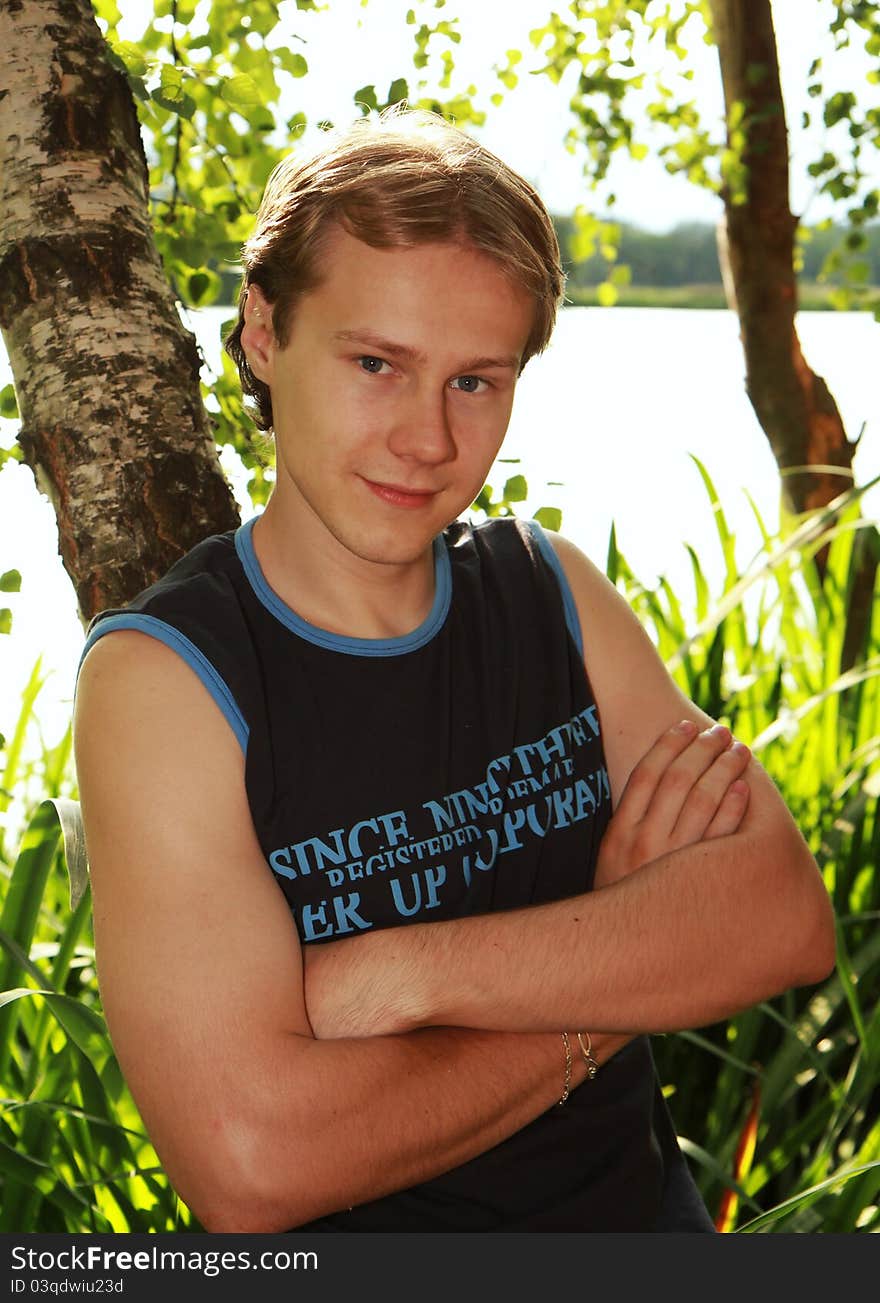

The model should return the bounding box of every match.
[527,521,584,658]
[78,614,250,757]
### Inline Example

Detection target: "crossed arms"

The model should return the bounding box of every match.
[73,534,835,1232]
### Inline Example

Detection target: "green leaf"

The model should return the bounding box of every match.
[282,52,308,78]
[0,384,19,419]
[152,67,196,119]
[0,609,11,635]
[110,40,148,78]
[43,797,90,912]
[0,1136,58,1190]
[0,1141,82,1209]
[737,1162,880,1233]
[187,269,222,306]
[221,74,263,108]
[533,506,563,532]
[677,1137,763,1212]
[0,929,51,988]
[605,522,620,584]
[0,1138,95,1216]
[0,444,23,470]
[0,988,111,1071]
[0,570,21,594]
[683,544,709,624]
[151,90,196,119]
[503,474,528,503]
[92,0,122,31]
[354,84,379,113]
[0,802,62,995]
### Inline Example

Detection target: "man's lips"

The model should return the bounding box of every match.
[362,478,441,509]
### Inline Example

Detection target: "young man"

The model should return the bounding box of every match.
[73,108,835,1233]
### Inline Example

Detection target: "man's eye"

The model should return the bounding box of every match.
[358,356,390,375]
[450,375,488,394]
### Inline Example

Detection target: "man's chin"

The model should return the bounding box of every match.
[343,534,440,568]
[335,506,458,568]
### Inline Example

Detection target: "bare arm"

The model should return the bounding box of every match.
[303,534,836,1039]
[74,632,622,1234]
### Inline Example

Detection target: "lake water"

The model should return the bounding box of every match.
[1,305,877,747]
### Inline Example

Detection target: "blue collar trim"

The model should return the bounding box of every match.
[234,517,452,657]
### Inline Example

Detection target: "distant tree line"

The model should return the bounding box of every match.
[553,216,880,289]
[214,219,880,302]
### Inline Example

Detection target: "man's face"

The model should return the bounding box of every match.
[249,226,536,568]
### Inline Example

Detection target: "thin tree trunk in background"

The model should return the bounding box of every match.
[708,0,858,518]
[0,0,239,625]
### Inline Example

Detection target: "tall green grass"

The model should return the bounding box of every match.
[612,461,880,1232]
[0,469,878,1231]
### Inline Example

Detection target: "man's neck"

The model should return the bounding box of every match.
[251,492,439,641]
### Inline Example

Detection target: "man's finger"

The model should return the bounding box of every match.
[702,779,750,841]
[642,723,739,839]
[670,741,751,845]
[616,718,702,823]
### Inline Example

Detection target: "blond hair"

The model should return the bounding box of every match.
[225,106,566,430]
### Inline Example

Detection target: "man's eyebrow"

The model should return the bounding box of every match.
[333,330,520,372]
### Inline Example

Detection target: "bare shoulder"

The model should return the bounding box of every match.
[75,628,246,806]
[542,532,711,786]
[74,631,258,889]
[74,629,311,1226]
[543,531,669,653]
[543,531,696,682]
[73,624,306,989]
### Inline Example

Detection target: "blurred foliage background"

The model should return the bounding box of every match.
[1,0,878,1232]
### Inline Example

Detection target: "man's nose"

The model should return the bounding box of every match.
[387,385,456,464]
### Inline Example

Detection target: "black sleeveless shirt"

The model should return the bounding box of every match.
[83,516,711,1232]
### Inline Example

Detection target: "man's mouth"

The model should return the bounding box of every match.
[362,478,440,509]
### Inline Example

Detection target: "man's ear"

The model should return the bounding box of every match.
[240,285,276,383]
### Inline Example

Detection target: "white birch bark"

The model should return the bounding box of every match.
[0,0,239,622]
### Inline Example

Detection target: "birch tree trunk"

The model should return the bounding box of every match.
[708,0,859,518]
[0,0,239,625]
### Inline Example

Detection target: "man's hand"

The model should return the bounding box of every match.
[304,720,751,1040]
[594,719,751,889]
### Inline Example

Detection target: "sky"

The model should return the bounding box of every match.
[117,0,879,231]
